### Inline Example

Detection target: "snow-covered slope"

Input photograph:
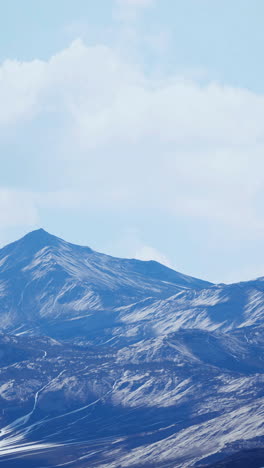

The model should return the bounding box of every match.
[1,229,264,343]
[0,229,211,336]
[117,281,264,340]
[0,328,263,467]
[0,229,263,467]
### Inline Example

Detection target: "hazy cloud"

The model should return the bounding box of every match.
[0,189,38,228]
[135,245,172,268]
[1,39,264,273]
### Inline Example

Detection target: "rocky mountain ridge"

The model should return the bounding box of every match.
[0,230,263,467]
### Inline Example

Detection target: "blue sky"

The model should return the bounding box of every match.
[1,0,264,283]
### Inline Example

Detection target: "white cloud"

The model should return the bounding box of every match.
[116,0,154,7]
[0,189,38,228]
[134,245,172,267]
[114,0,155,21]
[1,39,264,241]
[120,0,153,4]
[0,59,45,125]
[97,227,172,268]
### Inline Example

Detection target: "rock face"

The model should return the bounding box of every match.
[0,229,263,467]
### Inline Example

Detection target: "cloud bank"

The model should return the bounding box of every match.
[0,38,264,278]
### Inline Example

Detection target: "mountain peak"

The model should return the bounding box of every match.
[0,229,65,263]
[23,228,56,241]
[21,228,61,248]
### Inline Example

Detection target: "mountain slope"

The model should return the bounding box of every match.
[1,229,263,342]
[0,229,211,336]
[117,281,264,339]
[0,230,263,467]
[0,328,263,467]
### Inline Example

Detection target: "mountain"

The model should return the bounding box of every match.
[0,229,211,339]
[0,229,263,467]
[117,280,264,338]
[0,327,263,467]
